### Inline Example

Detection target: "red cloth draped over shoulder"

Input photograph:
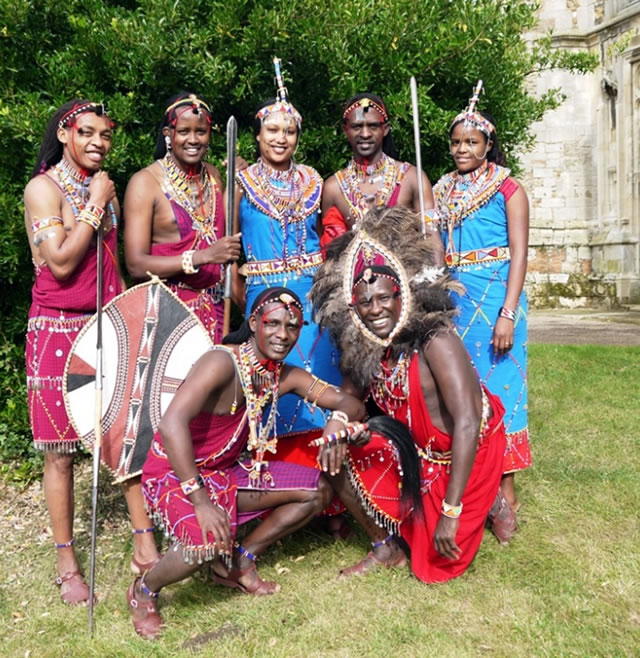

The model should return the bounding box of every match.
[30,227,121,312]
[349,352,506,583]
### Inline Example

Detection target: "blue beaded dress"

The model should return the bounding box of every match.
[435,161,530,473]
[237,160,341,441]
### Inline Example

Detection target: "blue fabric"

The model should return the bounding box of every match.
[240,196,341,437]
[443,192,529,443]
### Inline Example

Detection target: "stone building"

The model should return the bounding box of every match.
[522,0,640,306]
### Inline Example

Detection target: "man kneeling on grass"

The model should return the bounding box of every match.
[310,206,509,584]
[127,287,364,639]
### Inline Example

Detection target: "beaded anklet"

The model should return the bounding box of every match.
[236,544,257,562]
[140,575,158,598]
[371,534,394,550]
[55,537,75,549]
[132,527,155,534]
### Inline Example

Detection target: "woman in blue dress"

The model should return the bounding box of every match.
[233,78,342,474]
[434,85,530,536]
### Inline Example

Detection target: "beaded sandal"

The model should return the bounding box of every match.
[211,544,280,596]
[339,534,407,578]
[127,577,163,640]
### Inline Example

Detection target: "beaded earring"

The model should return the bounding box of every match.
[165,134,172,151]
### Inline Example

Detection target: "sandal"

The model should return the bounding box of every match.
[339,549,407,578]
[55,570,93,606]
[487,490,518,544]
[211,544,279,596]
[127,577,163,640]
[130,555,161,576]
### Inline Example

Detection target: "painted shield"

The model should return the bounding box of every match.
[63,278,212,482]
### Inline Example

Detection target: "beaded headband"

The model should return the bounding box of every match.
[450,80,495,138]
[343,231,411,347]
[343,97,389,123]
[251,291,304,320]
[256,58,302,128]
[165,94,211,117]
[58,102,107,129]
[352,266,401,304]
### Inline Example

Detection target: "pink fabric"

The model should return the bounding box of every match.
[26,228,121,451]
[142,407,321,555]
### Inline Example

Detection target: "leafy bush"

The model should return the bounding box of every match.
[0,0,597,480]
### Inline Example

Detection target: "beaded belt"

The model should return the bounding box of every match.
[417,445,452,465]
[445,246,510,268]
[244,251,324,278]
[27,313,92,333]
[169,280,224,304]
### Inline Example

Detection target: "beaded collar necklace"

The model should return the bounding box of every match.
[51,158,115,232]
[370,351,412,428]
[52,158,90,216]
[160,153,218,244]
[336,153,398,223]
[255,158,304,220]
[236,340,283,487]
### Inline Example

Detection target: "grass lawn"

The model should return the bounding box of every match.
[0,344,638,657]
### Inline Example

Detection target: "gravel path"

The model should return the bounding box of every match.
[529,307,640,346]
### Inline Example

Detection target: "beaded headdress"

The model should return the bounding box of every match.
[256,58,302,129]
[164,94,212,125]
[311,206,460,389]
[252,291,304,324]
[342,96,389,124]
[58,102,108,129]
[450,80,494,138]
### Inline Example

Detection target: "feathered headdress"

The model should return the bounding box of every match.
[310,206,463,390]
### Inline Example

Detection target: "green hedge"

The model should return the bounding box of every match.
[0,0,596,481]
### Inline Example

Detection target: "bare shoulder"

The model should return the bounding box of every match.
[24,174,61,213]
[187,347,237,386]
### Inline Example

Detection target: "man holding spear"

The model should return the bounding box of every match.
[24,100,154,605]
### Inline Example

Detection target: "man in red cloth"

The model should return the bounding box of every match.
[24,100,157,604]
[127,287,365,639]
[311,206,506,583]
[124,92,241,343]
[320,92,434,251]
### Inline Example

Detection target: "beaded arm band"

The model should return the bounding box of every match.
[498,306,516,321]
[441,500,463,519]
[182,249,200,275]
[180,474,205,496]
[76,203,104,231]
[328,410,350,428]
[32,216,64,246]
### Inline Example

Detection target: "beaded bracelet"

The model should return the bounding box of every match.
[498,306,516,321]
[180,474,205,496]
[328,410,350,428]
[182,249,200,275]
[308,422,368,447]
[76,203,104,231]
[441,500,463,519]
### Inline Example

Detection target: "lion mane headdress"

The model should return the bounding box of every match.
[310,206,463,391]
